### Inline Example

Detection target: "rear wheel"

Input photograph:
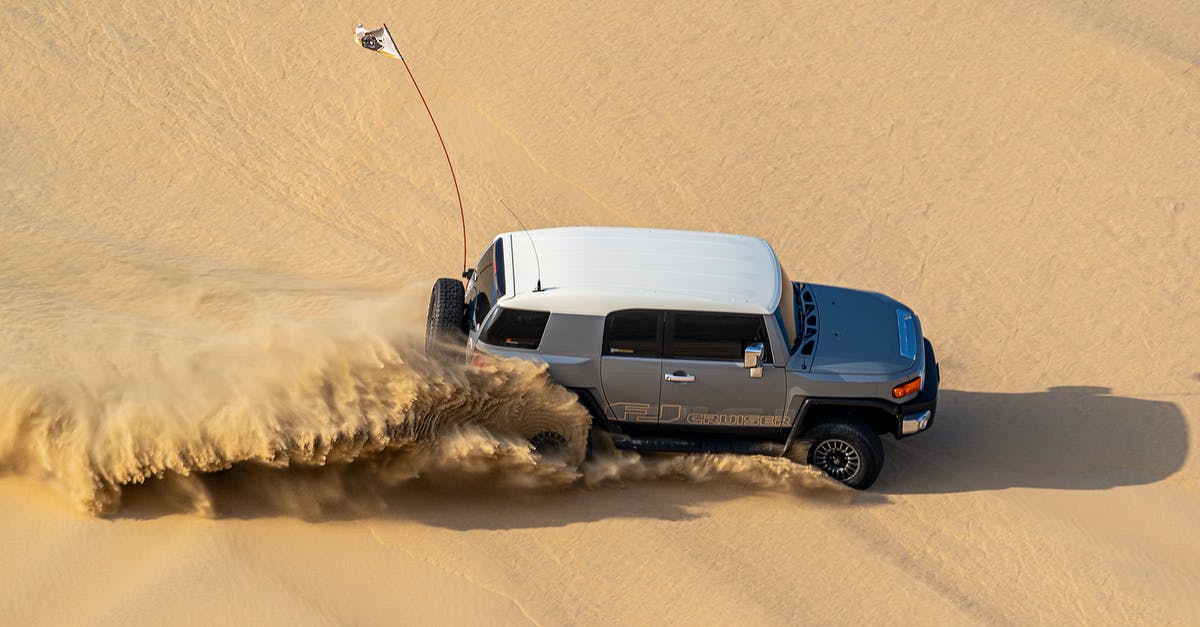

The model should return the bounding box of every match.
[523,428,587,467]
[804,420,884,489]
[425,278,466,359]
[529,431,569,459]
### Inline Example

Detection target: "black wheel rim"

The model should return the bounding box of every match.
[812,438,861,481]
[530,431,568,457]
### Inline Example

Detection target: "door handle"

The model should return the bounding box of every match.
[664,372,695,383]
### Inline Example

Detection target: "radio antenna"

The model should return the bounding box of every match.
[499,199,543,292]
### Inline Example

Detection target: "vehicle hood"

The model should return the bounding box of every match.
[803,284,919,376]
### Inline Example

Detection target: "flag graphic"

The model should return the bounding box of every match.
[355,23,401,60]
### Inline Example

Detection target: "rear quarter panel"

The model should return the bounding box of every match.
[474,312,605,390]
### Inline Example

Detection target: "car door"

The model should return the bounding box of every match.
[599,310,663,426]
[658,311,790,436]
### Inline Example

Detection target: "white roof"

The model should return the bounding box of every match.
[495,227,782,316]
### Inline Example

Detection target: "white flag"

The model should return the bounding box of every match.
[355,23,402,61]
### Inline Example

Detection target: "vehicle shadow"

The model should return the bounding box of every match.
[343,480,852,531]
[117,456,861,527]
[877,386,1190,494]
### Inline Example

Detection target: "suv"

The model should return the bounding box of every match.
[425,227,938,488]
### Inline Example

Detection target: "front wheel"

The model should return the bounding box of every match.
[804,420,884,489]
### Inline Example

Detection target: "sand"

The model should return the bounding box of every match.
[1,0,1198,624]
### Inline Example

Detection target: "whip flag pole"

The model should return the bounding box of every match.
[356,23,468,276]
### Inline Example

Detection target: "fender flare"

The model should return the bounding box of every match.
[783,396,903,454]
[567,387,613,431]
[782,339,939,454]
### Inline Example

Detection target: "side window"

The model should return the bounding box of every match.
[481,308,550,350]
[604,310,661,357]
[667,312,773,362]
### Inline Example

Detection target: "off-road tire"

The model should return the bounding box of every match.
[804,419,885,489]
[425,278,466,359]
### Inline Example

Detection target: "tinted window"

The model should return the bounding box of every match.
[604,310,661,357]
[481,308,550,350]
[494,239,506,297]
[668,312,772,362]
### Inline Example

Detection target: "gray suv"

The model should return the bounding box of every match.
[425,227,938,488]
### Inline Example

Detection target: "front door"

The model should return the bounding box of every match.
[658,311,790,437]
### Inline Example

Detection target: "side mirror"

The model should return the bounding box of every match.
[744,342,764,369]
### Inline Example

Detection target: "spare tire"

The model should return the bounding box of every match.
[425,278,466,359]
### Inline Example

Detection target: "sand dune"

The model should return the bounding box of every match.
[1,0,1197,624]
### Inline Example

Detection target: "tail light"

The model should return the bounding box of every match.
[469,350,494,368]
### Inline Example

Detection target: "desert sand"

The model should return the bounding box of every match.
[1,1,1198,624]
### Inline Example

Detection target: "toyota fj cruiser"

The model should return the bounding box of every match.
[425,227,938,488]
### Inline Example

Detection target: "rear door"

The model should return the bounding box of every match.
[658,311,789,436]
[599,310,663,426]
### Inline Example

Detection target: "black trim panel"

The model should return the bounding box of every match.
[610,433,785,456]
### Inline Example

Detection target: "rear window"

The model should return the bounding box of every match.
[667,312,772,362]
[481,308,550,350]
[604,310,661,357]
[493,238,506,297]
[471,238,504,309]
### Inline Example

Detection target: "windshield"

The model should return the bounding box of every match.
[773,264,800,353]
